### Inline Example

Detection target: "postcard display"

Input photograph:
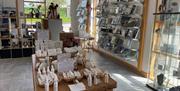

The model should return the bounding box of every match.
[146,0,180,91]
[96,0,144,63]
[77,0,91,37]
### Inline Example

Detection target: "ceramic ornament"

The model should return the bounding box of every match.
[47,66,50,74]
[41,67,47,82]
[42,67,46,74]
[45,57,50,66]
[53,75,58,91]
[84,69,91,76]
[41,51,48,57]
[37,68,43,85]
[48,49,57,56]
[51,65,55,73]
[39,62,47,70]
[45,76,49,91]
[52,60,58,71]
[104,72,109,83]
[94,71,98,85]
[38,77,43,86]
[56,48,62,54]
[37,68,41,77]
[88,74,92,87]
[69,71,75,79]
[63,72,67,79]
[74,71,81,79]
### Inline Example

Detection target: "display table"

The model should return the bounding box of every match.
[33,77,116,91]
[32,55,117,91]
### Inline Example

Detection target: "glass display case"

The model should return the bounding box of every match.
[147,0,180,90]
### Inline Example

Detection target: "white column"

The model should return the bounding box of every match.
[142,0,156,73]
[70,0,79,36]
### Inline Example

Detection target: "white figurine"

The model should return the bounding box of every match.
[42,67,46,74]
[37,68,43,86]
[45,76,49,91]
[88,74,92,87]
[41,67,47,83]
[53,74,58,91]
[51,65,55,73]
[45,57,50,66]
[63,72,67,79]
[37,68,41,77]
[47,66,50,74]
[94,71,98,85]
[104,72,109,84]
[47,66,52,81]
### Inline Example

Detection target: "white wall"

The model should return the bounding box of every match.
[70,0,79,36]
[142,0,156,73]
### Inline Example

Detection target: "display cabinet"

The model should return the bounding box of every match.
[95,0,145,67]
[0,0,47,58]
[147,0,180,90]
[0,0,20,58]
[18,0,47,48]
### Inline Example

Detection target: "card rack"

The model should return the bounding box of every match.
[76,0,91,37]
[96,0,144,62]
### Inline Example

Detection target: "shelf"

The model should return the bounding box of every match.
[98,23,140,29]
[95,46,138,67]
[11,47,23,49]
[0,47,35,50]
[0,27,9,29]
[24,1,45,3]
[22,47,35,49]
[110,1,128,4]
[19,17,45,20]
[154,12,180,15]
[101,31,139,41]
[0,16,16,19]
[0,48,12,50]
[0,37,10,39]
[0,37,35,40]
[153,50,180,60]
[155,21,180,26]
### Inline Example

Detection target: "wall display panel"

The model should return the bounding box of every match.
[76,0,91,37]
[96,0,145,66]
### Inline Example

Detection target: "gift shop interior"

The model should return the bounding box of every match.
[0,0,180,91]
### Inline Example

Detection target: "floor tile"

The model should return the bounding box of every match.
[0,50,151,91]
